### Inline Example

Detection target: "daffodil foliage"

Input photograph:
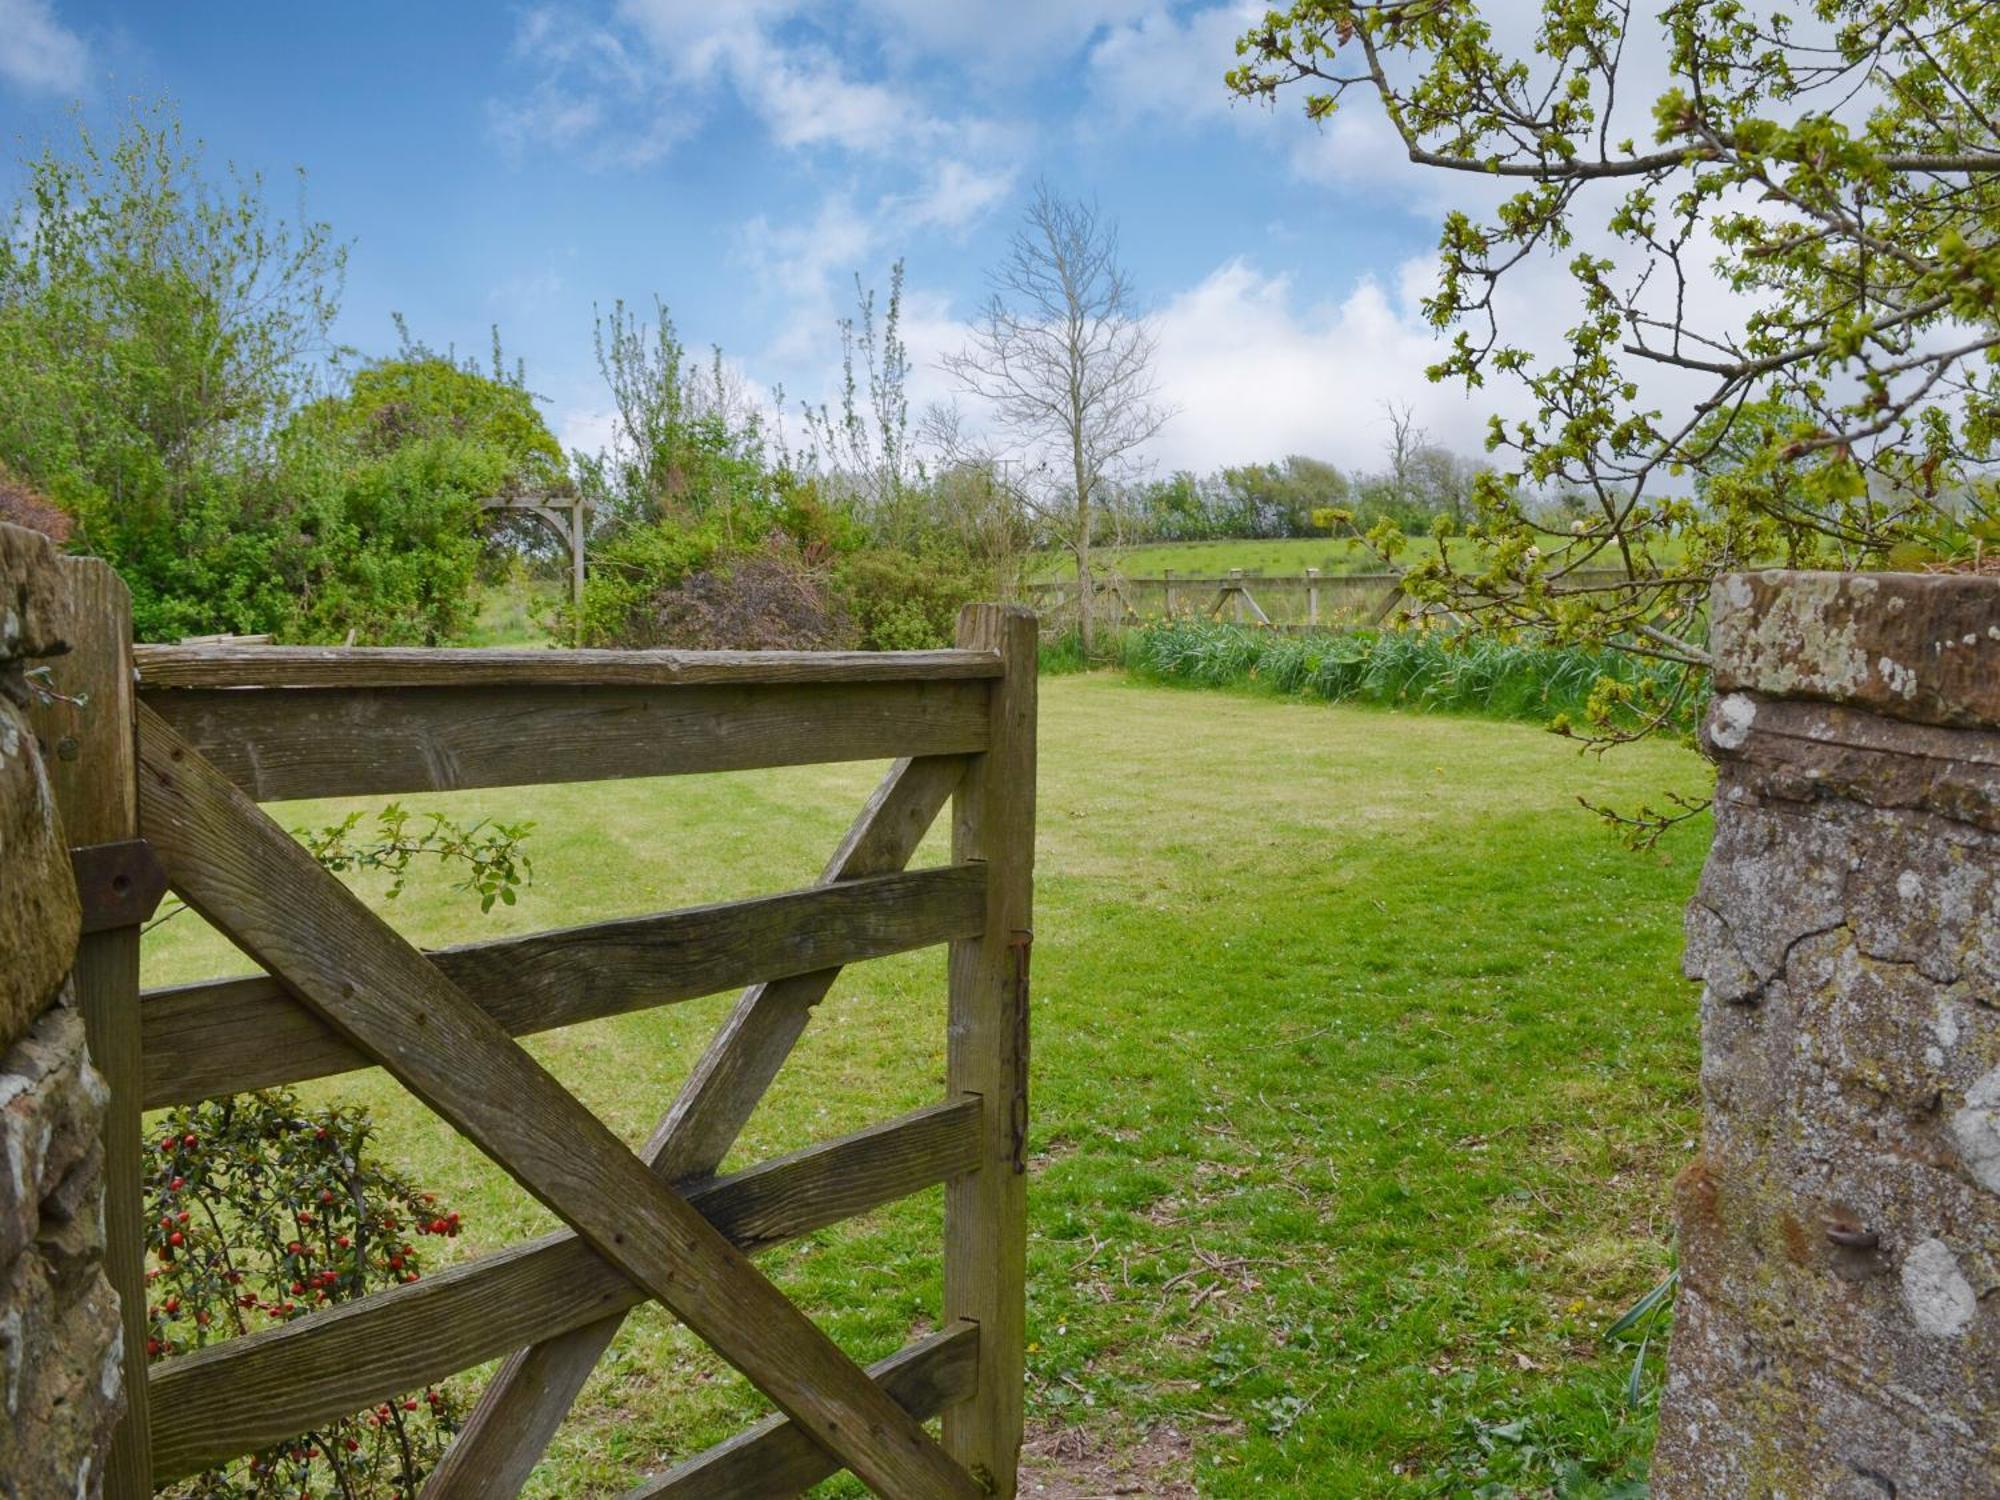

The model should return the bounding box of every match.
[1231,0,2000,745]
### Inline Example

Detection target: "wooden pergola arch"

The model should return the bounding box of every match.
[479,491,592,615]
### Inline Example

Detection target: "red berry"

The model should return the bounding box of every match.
[167,1231,183,1247]
[169,1176,185,1191]
[182,1133,197,1148]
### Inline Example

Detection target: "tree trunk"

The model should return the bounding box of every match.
[1074,434,1094,656]
[1077,548,1095,655]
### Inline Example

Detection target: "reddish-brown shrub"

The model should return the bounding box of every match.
[642,535,854,649]
[0,468,73,543]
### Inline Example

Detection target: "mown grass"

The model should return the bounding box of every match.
[1123,619,1703,735]
[143,674,1708,1496]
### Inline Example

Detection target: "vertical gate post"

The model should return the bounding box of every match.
[1229,568,1246,622]
[569,498,587,644]
[1306,567,1320,627]
[945,603,1037,1497]
[42,557,151,1495]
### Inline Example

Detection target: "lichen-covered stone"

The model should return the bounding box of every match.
[0,697,80,1054]
[0,521,118,1494]
[1654,571,2000,1498]
[0,996,122,1495]
[1712,570,2000,728]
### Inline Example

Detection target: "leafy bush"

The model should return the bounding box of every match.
[569,516,995,653]
[834,547,989,650]
[146,1092,464,1497]
[564,522,723,646]
[1121,620,1701,732]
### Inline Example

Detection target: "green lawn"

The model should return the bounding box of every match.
[143,674,1710,1497]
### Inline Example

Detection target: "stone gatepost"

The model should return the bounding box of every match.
[1654,570,1998,1497]
[1,522,124,1492]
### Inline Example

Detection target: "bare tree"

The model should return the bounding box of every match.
[1380,400,1424,519]
[940,182,1172,652]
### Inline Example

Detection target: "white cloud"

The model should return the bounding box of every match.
[0,0,87,96]
[554,403,621,459]
[906,159,1017,233]
[747,46,929,154]
[1088,4,1258,126]
[1145,257,1498,472]
[857,0,1155,71]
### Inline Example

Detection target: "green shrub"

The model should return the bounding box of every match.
[562,522,724,646]
[834,547,991,650]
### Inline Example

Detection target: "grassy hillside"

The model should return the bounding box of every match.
[1029,537,1434,579]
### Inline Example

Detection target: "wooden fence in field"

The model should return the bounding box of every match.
[1024,567,1634,635]
[33,557,1037,1499]
[1024,569,1410,633]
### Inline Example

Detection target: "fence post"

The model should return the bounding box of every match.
[41,558,151,1495]
[1164,568,1177,617]
[1306,567,1320,627]
[944,602,1036,1497]
[1229,568,1246,622]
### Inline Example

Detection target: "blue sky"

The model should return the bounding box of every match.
[0,1,1510,472]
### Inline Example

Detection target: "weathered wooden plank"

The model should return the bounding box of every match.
[139,678,990,800]
[141,862,983,1107]
[627,1322,980,1500]
[944,603,1038,1498]
[136,706,986,1500]
[134,643,1002,689]
[148,1100,981,1481]
[425,753,968,1496]
[35,558,153,1497]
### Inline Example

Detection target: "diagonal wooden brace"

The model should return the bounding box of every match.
[134,706,984,1500]
[425,753,970,1495]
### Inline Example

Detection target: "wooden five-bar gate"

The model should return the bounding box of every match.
[35,557,1036,1498]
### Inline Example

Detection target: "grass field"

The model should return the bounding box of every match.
[143,674,1710,1497]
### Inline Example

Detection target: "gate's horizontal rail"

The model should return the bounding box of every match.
[628,1321,980,1500]
[147,1098,982,1482]
[138,679,991,800]
[133,643,1005,689]
[141,863,984,1107]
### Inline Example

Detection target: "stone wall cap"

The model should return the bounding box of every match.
[1711,570,2000,729]
[0,520,74,665]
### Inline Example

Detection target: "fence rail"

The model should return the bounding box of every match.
[31,569,1039,1499]
[1023,567,1633,634]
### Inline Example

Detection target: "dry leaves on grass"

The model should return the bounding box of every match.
[1021,1420,1199,1499]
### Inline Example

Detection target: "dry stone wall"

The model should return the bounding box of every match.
[1654,570,1999,1497]
[1,521,123,1496]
